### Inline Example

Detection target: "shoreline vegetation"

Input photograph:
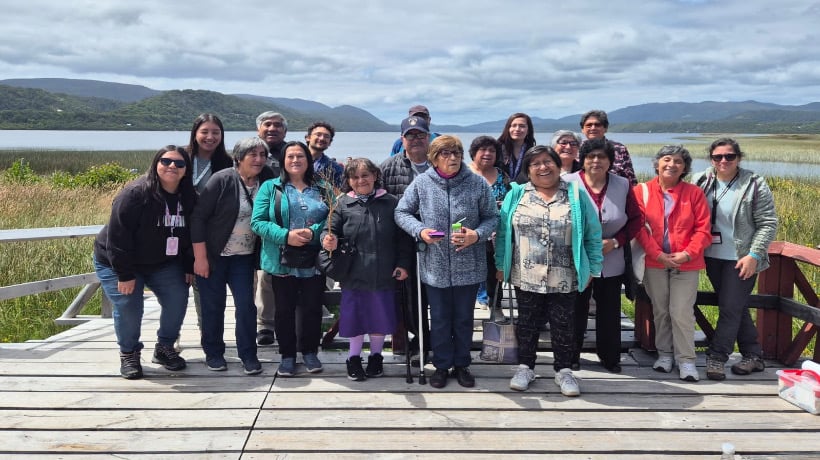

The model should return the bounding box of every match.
[1,141,818,354]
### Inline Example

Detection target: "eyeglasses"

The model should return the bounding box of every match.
[438,149,463,159]
[557,141,580,147]
[583,122,603,128]
[711,153,738,162]
[159,158,187,168]
[585,153,608,161]
[404,132,428,140]
[529,161,555,169]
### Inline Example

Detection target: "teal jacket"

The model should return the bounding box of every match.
[250,178,328,276]
[495,180,603,290]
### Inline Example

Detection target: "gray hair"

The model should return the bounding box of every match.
[255,111,288,130]
[232,137,269,164]
[651,145,693,177]
[550,130,582,146]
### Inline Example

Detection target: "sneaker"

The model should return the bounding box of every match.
[303,353,323,373]
[653,355,674,373]
[453,366,475,388]
[554,368,580,396]
[365,353,384,378]
[347,356,367,381]
[242,357,263,375]
[731,355,765,375]
[706,357,726,381]
[429,367,449,388]
[277,357,296,377]
[256,329,275,346]
[206,356,227,372]
[679,362,700,382]
[509,364,536,391]
[119,350,143,379]
[152,343,186,371]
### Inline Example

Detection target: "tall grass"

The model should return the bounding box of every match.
[0,149,155,174]
[626,134,820,164]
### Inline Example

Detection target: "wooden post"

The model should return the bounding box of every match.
[633,285,656,351]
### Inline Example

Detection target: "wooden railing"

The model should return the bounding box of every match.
[634,241,820,365]
[0,225,110,325]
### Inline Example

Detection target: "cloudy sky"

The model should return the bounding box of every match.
[2,0,819,125]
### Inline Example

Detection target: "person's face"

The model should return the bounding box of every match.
[401,130,429,161]
[433,148,463,175]
[195,121,222,155]
[555,135,580,165]
[283,145,308,178]
[583,149,611,176]
[657,154,685,183]
[473,146,497,170]
[257,118,287,147]
[156,150,187,188]
[348,166,376,196]
[581,116,607,140]
[509,117,529,141]
[305,127,332,154]
[528,153,560,189]
[236,145,267,179]
[710,145,740,177]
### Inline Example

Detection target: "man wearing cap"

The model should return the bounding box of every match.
[381,115,433,360]
[389,105,440,157]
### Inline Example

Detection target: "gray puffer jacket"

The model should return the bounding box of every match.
[394,164,499,288]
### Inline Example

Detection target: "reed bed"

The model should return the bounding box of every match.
[626,134,820,164]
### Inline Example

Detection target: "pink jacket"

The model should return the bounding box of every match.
[634,178,711,271]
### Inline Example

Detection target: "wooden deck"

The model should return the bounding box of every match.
[1,293,818,459]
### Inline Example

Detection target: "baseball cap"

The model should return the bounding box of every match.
[401,116,430,136]
[408,104,430,117]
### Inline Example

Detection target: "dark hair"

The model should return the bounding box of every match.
[579,138,615,168]
[280,141,316,185]
[341,158,382,193]
[498,113,536,161]
[652,145,693,178]
[520,145,561,181]
[468,135,503,168]
[143,145,196,210]
[186,113,232,171]
[580,110,610,129]
[708,137,743,159]
[306,121,336,140]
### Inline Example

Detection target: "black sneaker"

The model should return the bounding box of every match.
[453,366,475,388]
[365,353,384,378]
[119,350,143,379]
[152,343,186,371]
[242,357,263,375]
[256,329,275,346]
[346,356,367,381]
[429,367,449,388]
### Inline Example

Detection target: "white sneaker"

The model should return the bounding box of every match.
[554,368,580,396]
[653,356,674,373]
[678,362,700,382]
[509,364,536,391]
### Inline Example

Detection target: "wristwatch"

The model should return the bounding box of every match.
[612,239,620,249]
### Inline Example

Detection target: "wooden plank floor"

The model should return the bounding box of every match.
[1,293,818,459]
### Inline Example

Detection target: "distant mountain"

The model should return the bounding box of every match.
[0,78,159,102]
[234,94,391,131]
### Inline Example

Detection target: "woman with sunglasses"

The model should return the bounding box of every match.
[692,138,777,380]
[94,146,196,379]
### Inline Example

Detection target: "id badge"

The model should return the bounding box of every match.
[166,236,179,255]
[711,231,722,245]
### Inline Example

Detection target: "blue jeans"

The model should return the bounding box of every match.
[476,282,489,304]
[94,257,189,353]
[197,254,257,362]
[425,283,478,370]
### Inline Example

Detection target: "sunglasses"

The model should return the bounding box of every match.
[159,158,187,168]
[710,154,738,162]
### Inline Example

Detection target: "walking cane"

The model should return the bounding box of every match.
[399,280,413,383]
[416,241,427,385]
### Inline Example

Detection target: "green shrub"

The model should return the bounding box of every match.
[1,158,40,185]
[49,170,78,189]
[73,162,137,188]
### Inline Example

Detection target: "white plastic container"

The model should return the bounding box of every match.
[776,363,820,415]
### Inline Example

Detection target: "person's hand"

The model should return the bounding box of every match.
[287,228,313,246]
[393,267,409,281]
[117,279,136,295]
[185,273,195,285]
[668,251,690,266]
[496,269,505,282]
[736,255,758,280]
[194,257,209,278]
[656,253,680,270]
[322,233,338,251]
[452,227,479,252]
[420,228,444,244]
[602,238,617,255]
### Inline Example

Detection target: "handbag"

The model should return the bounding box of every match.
[317,237,357,281]
[272,185,320,269]
[629,183,651,284]
[479,281,518,364]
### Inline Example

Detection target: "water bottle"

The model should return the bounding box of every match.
[720,442,735,459]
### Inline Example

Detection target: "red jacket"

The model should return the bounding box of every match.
[634,178,711,271]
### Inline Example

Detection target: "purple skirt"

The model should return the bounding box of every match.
[339,289,397,337]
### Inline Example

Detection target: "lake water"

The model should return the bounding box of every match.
[0,130,817,178]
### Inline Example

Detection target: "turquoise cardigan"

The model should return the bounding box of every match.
[250,178,327,276]
[495,180,603,290]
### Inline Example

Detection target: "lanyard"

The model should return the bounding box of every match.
[710,172,739,226]
[192,156,211,187]
[163,199,183,234]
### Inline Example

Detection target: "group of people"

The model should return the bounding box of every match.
[94,106,778,399]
